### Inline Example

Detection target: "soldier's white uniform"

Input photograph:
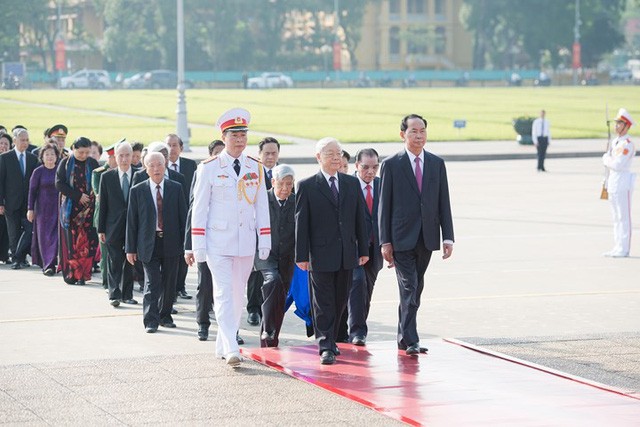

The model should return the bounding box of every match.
[603,108,636,257]
[191,111,271,362]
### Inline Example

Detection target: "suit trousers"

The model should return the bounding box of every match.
[309,269,352,354]
[393,234,432,348]
[609,190,632,255]
[141,236,179,328]
[259,255,295,347]
[207,254,254,358]
[196,261,213,327]
[246,270,264,315]
[536,137,549,170]
[99,241,108,286]
[347,244,378,340]
[5,209,31,262]
[106,242,134,301]
[176,256,188,294]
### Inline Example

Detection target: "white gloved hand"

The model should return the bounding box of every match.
[194,249,207,263]
[258,248,270,260]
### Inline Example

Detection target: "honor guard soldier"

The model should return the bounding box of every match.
[191,108,271,368]
[93,142,119,286]
[603,108,636,257]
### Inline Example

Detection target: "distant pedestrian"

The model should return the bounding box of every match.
[602,108,636,258]
[531,110,551,172]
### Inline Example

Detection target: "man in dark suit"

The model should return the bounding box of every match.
[246,136,281,326]
[0,128,38,269]
[296,137,369,365]
[379,114,454,356]
[11,126,37,154]
[255,164,296,347]
[99,142,137,307]
[126,152,186,333]
[346,148,383,346]
[165,133,196,300]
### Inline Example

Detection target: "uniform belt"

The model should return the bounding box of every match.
[156,231,164,238]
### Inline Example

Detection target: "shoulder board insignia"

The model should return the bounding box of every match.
[94,166,107,173]
[247,155,262,164]
[202,155,218,164]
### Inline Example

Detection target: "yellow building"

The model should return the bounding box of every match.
[356,0,472,70]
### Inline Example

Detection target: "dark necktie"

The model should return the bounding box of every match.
[414,157,422,193]
[365,184,373,214]
[329,176,338,202]
[267,169,273,181]
[122,173,129,202]
[19,153,25,177]
[156,184,163,231]
[233,159,241,176]
[172,163,178,172]
[279,199,286,208]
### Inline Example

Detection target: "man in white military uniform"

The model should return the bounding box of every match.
[603,108,636,258]
[191,108,271,367]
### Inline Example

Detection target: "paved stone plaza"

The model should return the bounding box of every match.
[1,143,638,424]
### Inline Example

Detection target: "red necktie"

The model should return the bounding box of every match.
[414,157,422,193]
[365,184,373,214]
[156,184,163,231]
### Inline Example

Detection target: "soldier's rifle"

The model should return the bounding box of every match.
[600,104,611,200]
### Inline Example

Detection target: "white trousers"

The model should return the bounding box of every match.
[207,255,254,358]
[609,191,633,255]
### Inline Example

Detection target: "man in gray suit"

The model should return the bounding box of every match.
[255,164,296,347]
[379,114,454,356]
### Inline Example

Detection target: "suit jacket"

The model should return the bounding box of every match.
[0,150,38,212]
[172,157,197,202]
[356,174,383,273]
[378,149,454,252]
[264,166,273,191]
[98,167,137,246]
[92,164,110,228]
[295,171,369,272]
[125,179,186,263]
[255,189,295,270]
[132,168,187,200]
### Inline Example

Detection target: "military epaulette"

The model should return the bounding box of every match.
[93,165,108,173]
[247,155,262,164]
[202,155,218,164]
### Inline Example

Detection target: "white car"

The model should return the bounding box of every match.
[60,69,111,89]
[247,72,293,89]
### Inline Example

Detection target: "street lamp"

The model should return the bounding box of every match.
[176,0,190,151]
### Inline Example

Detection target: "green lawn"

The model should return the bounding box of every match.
[0,86,635,146]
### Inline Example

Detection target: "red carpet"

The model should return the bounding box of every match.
[242,340,640,426]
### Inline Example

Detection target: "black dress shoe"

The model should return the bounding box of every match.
[160,321,176,328]
[247,312,260,326]
[122,299,138,305]
[146,325,158,333]
[320,350,336,365]
[406,344,420,355]
[236,333,244,345]
[10,262,21,270]
[178,289,192,299]
[198,326,209,341]
[352,336,366,346]
[20,261,30,268]
[76,280,85,286]
[43,268,55,276]
[171,308,178,315]
[109,299,120,307]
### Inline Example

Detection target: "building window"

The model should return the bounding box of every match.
[407,0,425,14]
[389,26,401,55]
[389,0,400,14]
[435,26,446,54]
[407,26,428,55]
[435,0,446,20]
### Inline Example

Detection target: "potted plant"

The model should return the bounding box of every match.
[512,116,535,145]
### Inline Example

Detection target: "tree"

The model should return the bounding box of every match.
[461,0,626,69]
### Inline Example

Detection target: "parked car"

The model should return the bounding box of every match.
[123,70,193,89]
[247,72,293,89]
[60,69,111,89]
[609,68,632,83]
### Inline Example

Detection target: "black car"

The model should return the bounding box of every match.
[123,70,193,89]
